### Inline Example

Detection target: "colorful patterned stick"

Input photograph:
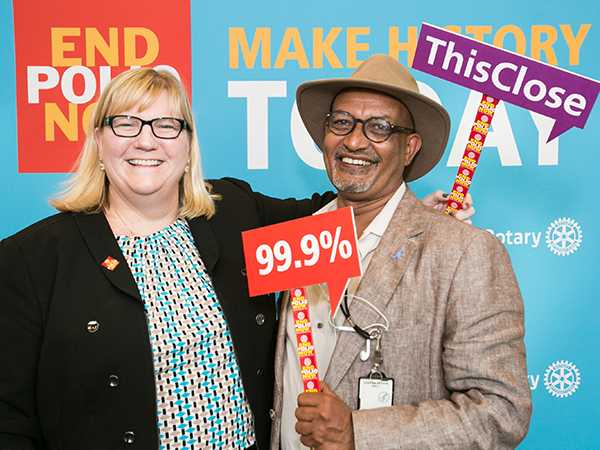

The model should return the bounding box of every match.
[445,94,500,215]
[290,287,321,393]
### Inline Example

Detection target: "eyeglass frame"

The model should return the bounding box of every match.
[102,115,191,139]
[325,110,415,143]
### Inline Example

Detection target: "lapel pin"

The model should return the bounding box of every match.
[101,256,120,271]
[392,248,405,261]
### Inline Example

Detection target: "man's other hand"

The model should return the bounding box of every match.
[422,190,475,224]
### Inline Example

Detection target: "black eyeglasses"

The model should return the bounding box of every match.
[103,115,191,139]
[326,111,415,143]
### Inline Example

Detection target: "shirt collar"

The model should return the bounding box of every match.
[361,183,406,239]
[314,182,406,240]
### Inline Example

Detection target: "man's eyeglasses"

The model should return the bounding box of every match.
[325,110,415,143]
[103,115,191,139]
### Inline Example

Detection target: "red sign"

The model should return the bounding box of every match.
[13,0,191,173]
[242,207,362,316]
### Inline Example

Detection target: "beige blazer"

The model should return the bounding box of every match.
[270,190,531,450]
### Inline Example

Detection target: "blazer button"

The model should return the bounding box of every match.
[240,267,247,277]
[86,320,100,333]
[109,374,119,388]
[255,313,265,326]
[269,408,276,420]
[123,431,135,444]
[256,367,264,376]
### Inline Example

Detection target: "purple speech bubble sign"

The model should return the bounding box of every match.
[412,23,600,142]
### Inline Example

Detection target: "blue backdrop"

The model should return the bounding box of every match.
[1,1,599,448]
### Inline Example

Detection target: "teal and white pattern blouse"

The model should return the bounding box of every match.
[117,219,255,450]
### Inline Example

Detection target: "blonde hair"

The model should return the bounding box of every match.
[51,68,217,218]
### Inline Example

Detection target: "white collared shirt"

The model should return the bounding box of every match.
[280,183,406,450]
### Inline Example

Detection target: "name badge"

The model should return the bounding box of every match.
[358,376,394,410]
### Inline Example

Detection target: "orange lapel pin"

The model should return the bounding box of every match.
[101,256,119,271]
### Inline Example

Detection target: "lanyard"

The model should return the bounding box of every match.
[337,290,389,365]
[339,292,371,339]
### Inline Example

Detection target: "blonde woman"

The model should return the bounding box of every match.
[0,68,333,450]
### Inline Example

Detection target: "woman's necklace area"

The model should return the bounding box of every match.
[106,206,179,238]
[107,207,137,237]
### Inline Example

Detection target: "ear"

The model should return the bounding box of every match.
[404,133,422,166]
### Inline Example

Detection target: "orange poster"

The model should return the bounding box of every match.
[13,0,191,172]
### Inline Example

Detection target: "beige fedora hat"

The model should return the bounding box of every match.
[296,54,450,181]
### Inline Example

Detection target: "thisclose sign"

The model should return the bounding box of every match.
[412,22,600,142]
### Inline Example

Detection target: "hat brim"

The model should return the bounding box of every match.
[296,78,450,182]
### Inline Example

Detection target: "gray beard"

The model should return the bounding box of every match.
[328,146,380,194]
[330,168,374,194]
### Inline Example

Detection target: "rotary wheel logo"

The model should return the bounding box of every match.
[544,360,581,398]
[545,217,583,256]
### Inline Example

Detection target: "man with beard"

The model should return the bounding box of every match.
[269,55,531,450]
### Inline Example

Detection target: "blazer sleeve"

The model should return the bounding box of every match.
[0,238,43,449]
[220,177,337,225]
[351,231,532,450]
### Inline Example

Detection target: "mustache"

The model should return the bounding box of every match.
[332,146,381,163]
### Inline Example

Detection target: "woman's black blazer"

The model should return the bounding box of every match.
[0,178,333,450]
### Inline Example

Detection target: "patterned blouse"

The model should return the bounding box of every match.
[116,219,255,449]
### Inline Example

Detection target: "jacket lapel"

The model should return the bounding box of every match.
[186,217,220,275]
[74,213,220,302]
[325,191,428,390]
[272,291,289,441]
[74,212,142,302]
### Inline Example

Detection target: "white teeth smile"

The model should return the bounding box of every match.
[341,157,373,166]
[127,159,162,167]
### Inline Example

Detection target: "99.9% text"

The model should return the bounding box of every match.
[255,226,353,275]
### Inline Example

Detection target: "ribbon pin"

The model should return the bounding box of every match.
[392,248,405,261]
[101,256,119,271]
